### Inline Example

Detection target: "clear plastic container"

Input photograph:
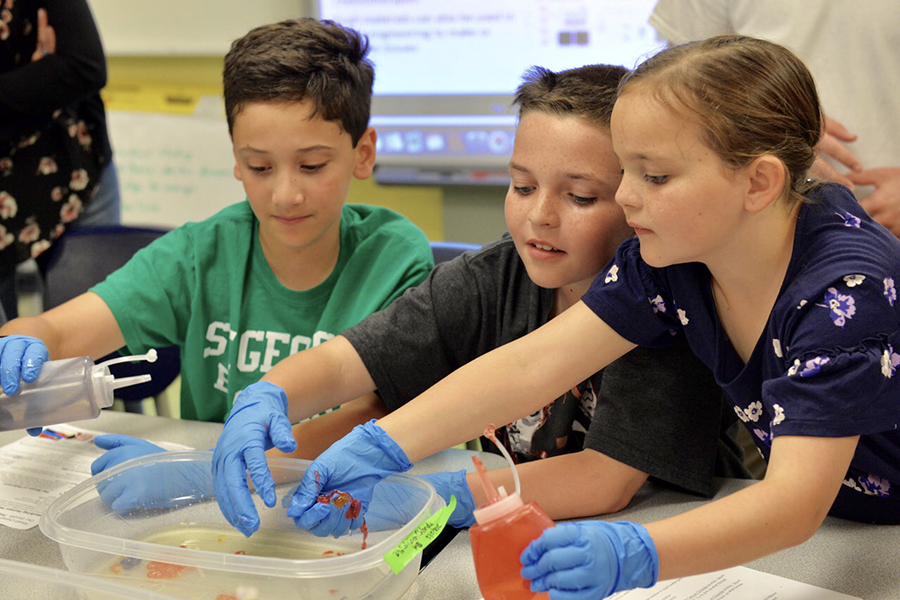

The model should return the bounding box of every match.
[39,450,444,600]
[0,350,157,432]
[0,557,177,600]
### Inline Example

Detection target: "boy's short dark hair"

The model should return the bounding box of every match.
[514,64,629,128]
[223,18,374,146]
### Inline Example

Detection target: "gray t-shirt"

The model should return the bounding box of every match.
[343,235,746,496]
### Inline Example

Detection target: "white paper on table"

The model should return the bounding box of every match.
[0,424,190,530]
[608,565,860,599]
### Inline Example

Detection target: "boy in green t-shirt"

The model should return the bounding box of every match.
[0,19,433,433]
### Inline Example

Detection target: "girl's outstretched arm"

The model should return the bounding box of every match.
[521,435,858,598]
[378,301,637,463]
[649,434,858,578]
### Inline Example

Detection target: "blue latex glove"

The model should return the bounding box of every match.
[211,381,297,537]
[281,477,431,533]
[91,434,167,474]
[0,335,49,437]
[420,469,477,528]
[91,435,213,515]
[285,420,411,538]
[520,521,658,599]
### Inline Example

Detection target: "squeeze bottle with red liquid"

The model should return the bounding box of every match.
[0,349,158,432]
[469,425,554,600]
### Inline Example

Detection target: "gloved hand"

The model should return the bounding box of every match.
[91,434,167,474]
[520,521,659,600]
[284,420,411,538]
[212,381,297,537]
[0,335,49,436]
[420,469,477,528]
[91,435,213,515]
[0,335,48,397]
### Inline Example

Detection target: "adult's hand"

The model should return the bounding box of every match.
[30,8,56,62]
[810,115,862,189]
[850,167,900,238]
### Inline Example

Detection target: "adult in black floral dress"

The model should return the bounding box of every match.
[0,0,112,317]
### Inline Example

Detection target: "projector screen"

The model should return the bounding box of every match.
[316,0,664,184]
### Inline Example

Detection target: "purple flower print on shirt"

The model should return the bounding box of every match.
[771,404,785,426]
[859,474,891,497]
[884,277,897,306]
[752,428,772,446]
[818,287,856,327]
[881,345,900,378]
[800,356,830,378]
[836,211,861,228]
[604,264,619,284]
[649,294,666,314]
[734,401,764,423]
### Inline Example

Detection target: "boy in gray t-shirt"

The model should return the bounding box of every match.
[209,63,747,537]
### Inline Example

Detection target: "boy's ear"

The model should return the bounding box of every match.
[232,142,243,182]
[743,155,786,213]
[352,127,377,180]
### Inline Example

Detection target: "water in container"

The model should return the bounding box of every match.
[0,349,159,431]
[469,425,554,600]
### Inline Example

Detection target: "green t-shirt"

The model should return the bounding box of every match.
[92,201,433,422]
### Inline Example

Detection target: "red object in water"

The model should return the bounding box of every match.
[313,471,369,550]
[146,561,192,580]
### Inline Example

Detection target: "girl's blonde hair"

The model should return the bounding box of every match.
[620,35,822,204]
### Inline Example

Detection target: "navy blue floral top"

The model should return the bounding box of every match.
[583,183,900,523]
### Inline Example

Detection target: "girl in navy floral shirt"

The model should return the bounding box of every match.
[286,35,900,599]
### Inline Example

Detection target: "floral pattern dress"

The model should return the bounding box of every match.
[0,0,109,277]
[583,183,900,523]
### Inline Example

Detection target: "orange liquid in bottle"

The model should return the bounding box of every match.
[470,501,553,599]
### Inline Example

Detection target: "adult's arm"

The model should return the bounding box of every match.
[0,0,106,120]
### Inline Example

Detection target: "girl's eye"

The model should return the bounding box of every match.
[302,163,327,172]
[571,194,598,205]
[248,165,269,173]
[645,174,668,185]
[513,185,535,195]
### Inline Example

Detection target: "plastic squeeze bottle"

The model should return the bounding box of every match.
[469,425,554,600]
[0,349,159,432]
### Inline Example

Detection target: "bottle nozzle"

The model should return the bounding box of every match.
[97,348,158,369]
[107,374,151,391]
[471,424,526,524]
[483,423,521,497]
[472,455,502,504]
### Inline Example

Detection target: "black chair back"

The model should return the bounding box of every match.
[38,225,180,406]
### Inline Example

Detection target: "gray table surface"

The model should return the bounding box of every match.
[406,478,900,600]
[3,412,898,599]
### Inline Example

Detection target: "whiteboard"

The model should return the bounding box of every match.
[108,109,244,229]
[88,0,312,56]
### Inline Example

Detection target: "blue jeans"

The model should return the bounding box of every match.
[72,161,122,229]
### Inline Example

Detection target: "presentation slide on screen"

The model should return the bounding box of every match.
[319,0,665,96]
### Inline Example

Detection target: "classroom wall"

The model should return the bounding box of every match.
[92,0,509,244]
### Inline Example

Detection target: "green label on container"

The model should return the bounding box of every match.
[383,495,457,575]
